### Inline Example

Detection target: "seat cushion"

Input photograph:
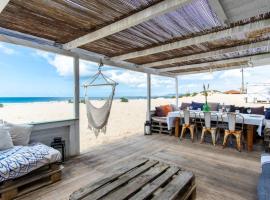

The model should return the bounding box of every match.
[155,106,165,117]
[151,116,167,123]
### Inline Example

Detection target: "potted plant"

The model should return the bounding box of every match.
[202,84,210,112]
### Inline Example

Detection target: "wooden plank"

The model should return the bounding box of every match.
[101,163,170,200]
[63,0,192,50]
[129,166,180,200]
[158,53,270,72]
[81,160,159,200]
[247,125,254,152]
[0,0,9,13]
[112,18,270,61]
[69,158,149,200]
[142,40,270,68]
[152,171,194,200]
[0,28,174,78]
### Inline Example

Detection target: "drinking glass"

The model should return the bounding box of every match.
[198,108,201,112]
[247,108,251,114]
[235,110,240,114]
[219,108,222,113]
[189,106,193,110]
[226,107,230,112]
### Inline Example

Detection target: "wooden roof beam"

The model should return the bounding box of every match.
[0,0,10,13]
[0,28,174,78]
[158,53,270,72]
[208,0,229,26]
[63,0,192,50]
[142,40,270,68]
[112,18,270,61]
[175,64,248,76]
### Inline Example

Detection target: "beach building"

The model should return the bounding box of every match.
[0,0,270,199]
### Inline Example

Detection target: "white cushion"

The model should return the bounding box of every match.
[0,127,14,150]
[5,122,33,146]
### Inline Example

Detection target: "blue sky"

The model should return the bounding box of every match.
[0,41,270,97]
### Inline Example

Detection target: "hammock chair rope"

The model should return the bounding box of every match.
[83,61,118,136]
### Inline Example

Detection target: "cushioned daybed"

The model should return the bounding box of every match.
[0,143,61,182]
[258,153,270,200]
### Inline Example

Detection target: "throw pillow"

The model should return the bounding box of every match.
[265,109,270,120]
[251,106,265,115]
[191,101,204,110]
[180,102,191,110]
[0,127,14,150]
[161,105,172,116]
[155,106,165,117]
[5,122,33,146]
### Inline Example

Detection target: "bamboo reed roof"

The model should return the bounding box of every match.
[0,0,270,76]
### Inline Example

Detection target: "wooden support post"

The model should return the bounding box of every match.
[147,73,151,122]
[175,77,179,107]
[73,56,80,155]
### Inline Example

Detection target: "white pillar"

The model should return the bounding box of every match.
[147,73,151,121]
[73,56,80,155]
[175,77,179,107]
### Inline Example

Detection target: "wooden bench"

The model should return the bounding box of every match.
[0,163,63,200]
[70,158,196,200]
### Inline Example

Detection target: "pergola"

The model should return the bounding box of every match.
[0,0,270,155]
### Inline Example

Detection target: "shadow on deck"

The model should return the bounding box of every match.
[17,134,261,200]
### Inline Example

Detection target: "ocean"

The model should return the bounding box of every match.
[0,96,153,104]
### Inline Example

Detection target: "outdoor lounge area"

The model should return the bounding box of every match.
[1,0,270,199]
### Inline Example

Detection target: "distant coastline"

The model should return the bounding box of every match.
[0,96,176,104]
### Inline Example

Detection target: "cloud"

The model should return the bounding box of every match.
[35,50,98,76]
[0,43,16,55]
[180,72,214,80]
[218,69,251,79]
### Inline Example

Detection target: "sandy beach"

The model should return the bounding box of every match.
[0,93,268,153]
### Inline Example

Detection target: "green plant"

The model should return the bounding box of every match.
[191,92,198,97]
[0,103,3,108]
[120,97,128,102]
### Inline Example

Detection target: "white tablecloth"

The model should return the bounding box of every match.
[167,111,265,136]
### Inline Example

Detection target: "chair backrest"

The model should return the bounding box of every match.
[204,112,211,128]
[227,113,236,131]
[184,110,190,125]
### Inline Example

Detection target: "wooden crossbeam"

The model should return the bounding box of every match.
[142,40,270,68]
[63,0,192,50]
[208,0,229,26]
[158,53,270,72]
[112,18,270,61]
[0,0,9,13]
[175,64,249,76]
[0,28,174,78]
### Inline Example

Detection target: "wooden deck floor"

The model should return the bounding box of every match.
[17,134,261,200]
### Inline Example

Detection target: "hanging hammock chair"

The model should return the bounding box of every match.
[83,61,118,136]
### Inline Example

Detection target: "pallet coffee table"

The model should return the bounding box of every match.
[70,158,196,200]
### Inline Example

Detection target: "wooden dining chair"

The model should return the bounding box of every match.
[200,112,218,146]
[180,110,196,142]
[222,113,244,151]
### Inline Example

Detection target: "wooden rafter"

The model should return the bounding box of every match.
[63,0,192,50]
[208,0,229,26]
[112,18,270,61]
[142,40,270,68]
[158,53,270,72]
[0,0,9,13]
[0,28,174,78]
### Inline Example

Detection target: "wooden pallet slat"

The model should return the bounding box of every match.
[102,163,170,200]
[129,166,180,200]
[152,171,195,200]
[82,160,159,200]
[69,158,149,200]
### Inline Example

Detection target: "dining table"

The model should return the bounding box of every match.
[167,110,265,152]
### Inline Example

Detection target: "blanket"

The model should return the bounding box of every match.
[0,143,61,182]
